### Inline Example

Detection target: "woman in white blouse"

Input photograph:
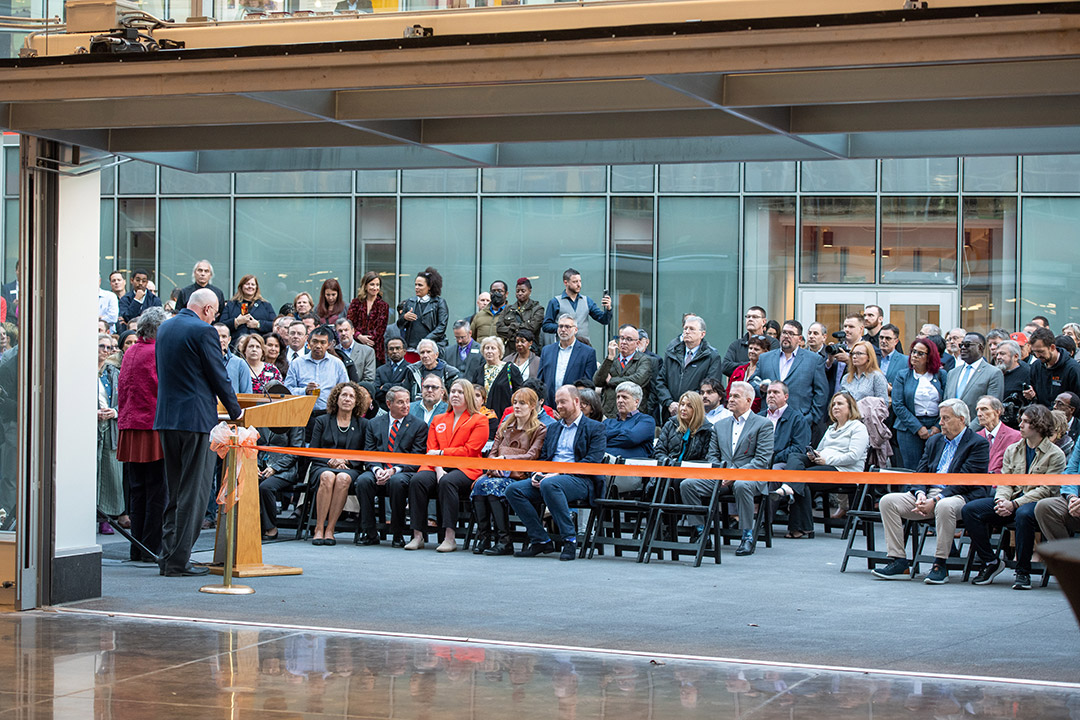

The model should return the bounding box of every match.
[891,337,949,470]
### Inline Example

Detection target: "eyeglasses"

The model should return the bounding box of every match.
[780,330,799,336]
[557,324,575,330]
[959,341,978,348]
[422,385,440,391]
[98,344,113,350]
[909,349,927,357]
[618,336,637,342]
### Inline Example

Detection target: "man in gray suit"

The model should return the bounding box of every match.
[681,381,774,557]
[944,331,1004,426]
[755,319,827,426]
[335,318,376,382]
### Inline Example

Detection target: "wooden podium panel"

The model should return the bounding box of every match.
[212,393,316,578]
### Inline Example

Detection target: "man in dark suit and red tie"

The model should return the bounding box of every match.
[353,385,428,548]
[154,288,242,577]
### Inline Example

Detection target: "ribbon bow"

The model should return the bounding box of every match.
[210,422,259,512]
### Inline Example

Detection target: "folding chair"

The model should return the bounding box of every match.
[583,457,657,561]
[718,485,773,549]
[639,461,722,567]
[840,468,915,572]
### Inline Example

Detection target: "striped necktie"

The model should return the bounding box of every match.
[384,420,399,470]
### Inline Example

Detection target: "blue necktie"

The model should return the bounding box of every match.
[936,438,957,474]
[956,364,972,397]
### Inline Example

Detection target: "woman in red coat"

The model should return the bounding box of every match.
[405,378,490,553]
[116,307,168,562]
[346,271,390,365]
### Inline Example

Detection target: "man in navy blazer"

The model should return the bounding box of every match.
[755,320,827,425]
[505,385,606,561]
[538,314,598,407]
[154,288,242,577]
[760,382,814,538]
[877,324,908,389]
[874,399,990,584]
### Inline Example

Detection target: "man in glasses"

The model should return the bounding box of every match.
[944,331,1004,426]
[409,375,447,425]
[721,306,778,379]
[593,324,653,418]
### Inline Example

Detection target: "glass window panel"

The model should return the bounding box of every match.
[234,170,352,194]
[6,198,18,283]
[480,196,606,341]
[657,163,738,193]
[743,197,796,323]
[800,159,876,193]
[1022,155,1080,193]
[880,197,958,285]
[117,160,157,195]
[401,169,477,194]
[4,147,16,196]
[886,304,940,348]
[611,197,654,336]
[235,198,351,310]
[356,170,398,194]
[99,199,114,288]
[1020,197,1080,327]
[160,167,231,195]
[961,198,1017,334]
[400,197,477,331]
[800,197,876,284]
[355,197,398,316]
[100,164,115,195]
[880,158,958,193]
[744,162,796,193]
[812,304,868,341]
[116,199,156,285]
[611,165,654,193]
[657,197,739,346]
[964,156,1017,192]
[481,167,606,194]
[159,198,231,304]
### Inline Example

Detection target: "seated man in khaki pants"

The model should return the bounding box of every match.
[872,399,990,584]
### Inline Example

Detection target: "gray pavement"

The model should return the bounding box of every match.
[77,525,1080,684]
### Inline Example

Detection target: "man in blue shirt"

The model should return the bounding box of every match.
[214,324,253,394]
[505,385,607,561]
[284,326,348,440]
[1034,442,1080,541]
[541,267,611,345]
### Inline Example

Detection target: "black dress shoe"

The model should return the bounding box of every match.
[559,541,577,561]
[391,536,406,548]
[735,537,756,556]
[164,565,210,577]
[472,534,492,555]
[325,537,337,546]
[485,542,514,556]
[312,538,325,546]
[515,541,556,557]
[357,535,380,546]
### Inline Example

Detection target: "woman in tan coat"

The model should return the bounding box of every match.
[471,387,547,556]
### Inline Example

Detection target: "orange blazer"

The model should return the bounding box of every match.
[420,409,490,480]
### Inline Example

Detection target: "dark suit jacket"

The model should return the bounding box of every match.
[910,428,990,500]
[118,289,163,324]
[760,407,811,467]
[446,343,485,384]
[176,282,226,321]
[375,360,410,407]
[257,426,303,485]
[755,349,827,423]
[538,341,598,406]
[879,351,909,387]
[220,298,275,347]
[154,308,242,433]
[540,415,607,503]
[363,412,428,473]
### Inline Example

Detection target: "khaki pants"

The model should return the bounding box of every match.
[1034,496,1080,541]
[879,491,967,561]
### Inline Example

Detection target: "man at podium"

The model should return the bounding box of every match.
[154,289,242,577]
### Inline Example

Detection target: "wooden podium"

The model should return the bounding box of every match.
[211,393,316,578]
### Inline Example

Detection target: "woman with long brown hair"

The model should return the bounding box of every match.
[346,270,390,365]
[316,278,346,326]
[470,387,547,556]
[307,382,369,546]
[220,274,275,348]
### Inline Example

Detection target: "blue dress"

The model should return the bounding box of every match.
[470,423,547,498]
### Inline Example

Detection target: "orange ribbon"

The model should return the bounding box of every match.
[210,424,259,511]
[253,445,1079,486]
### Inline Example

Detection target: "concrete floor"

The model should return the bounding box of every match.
[74,525,1080,684]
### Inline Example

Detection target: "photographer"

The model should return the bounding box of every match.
[994,339,1030,429]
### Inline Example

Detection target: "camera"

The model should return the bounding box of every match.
[824,343,845,356]
[1022,383,1033,393]
[831,331,846,340]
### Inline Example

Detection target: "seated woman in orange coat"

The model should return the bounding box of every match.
[405,378,490,553]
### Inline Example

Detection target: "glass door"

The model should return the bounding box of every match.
[799,289,957,345]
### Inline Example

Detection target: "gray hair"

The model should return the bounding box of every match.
[334,317,353,330]
[938,398,970,425]
[417,338,438,353]
[767,380,789,396]
[452,319,470,332]
[683,314,706,333]
[997,340,1021,359]
[187,287,218,311]
[136,306,167,340]
[986,328,1010,342]
[977,395,1004,414]
[192,259,214,278]
[479,335,505,357]
[557,313,577,327]
[615,381,642,403]
[387,385,410,403]
[921,323,942,336]
[728,380,754,399]
[809,322,827,335]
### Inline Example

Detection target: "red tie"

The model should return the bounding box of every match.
[384,420,398,470]
[619,357,627,371]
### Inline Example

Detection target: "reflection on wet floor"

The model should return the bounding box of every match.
[1,611,1077,719]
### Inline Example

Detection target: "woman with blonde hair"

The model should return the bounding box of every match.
[841,340,889,400]
[478,335,523,437]
[471,387,547,555]
[292,291,315,319]
[406,378,490,553]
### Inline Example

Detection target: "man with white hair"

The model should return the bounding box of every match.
[872,399,990,584]
[682,381,774,556]
[406,338,460,399]
[154,288,242,577]
[176,259,225,321]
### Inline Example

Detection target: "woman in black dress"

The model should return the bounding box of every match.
[308,381,368,546]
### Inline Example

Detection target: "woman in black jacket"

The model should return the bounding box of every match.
[653,391,712,494]
[396,267,449,351]
[477,335,523,438]
[220,274,275,348]
[307,382,368,546]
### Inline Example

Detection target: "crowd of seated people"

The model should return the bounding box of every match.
[96,262,1080,579]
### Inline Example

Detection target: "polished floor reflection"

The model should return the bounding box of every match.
[1,611,1077,719]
